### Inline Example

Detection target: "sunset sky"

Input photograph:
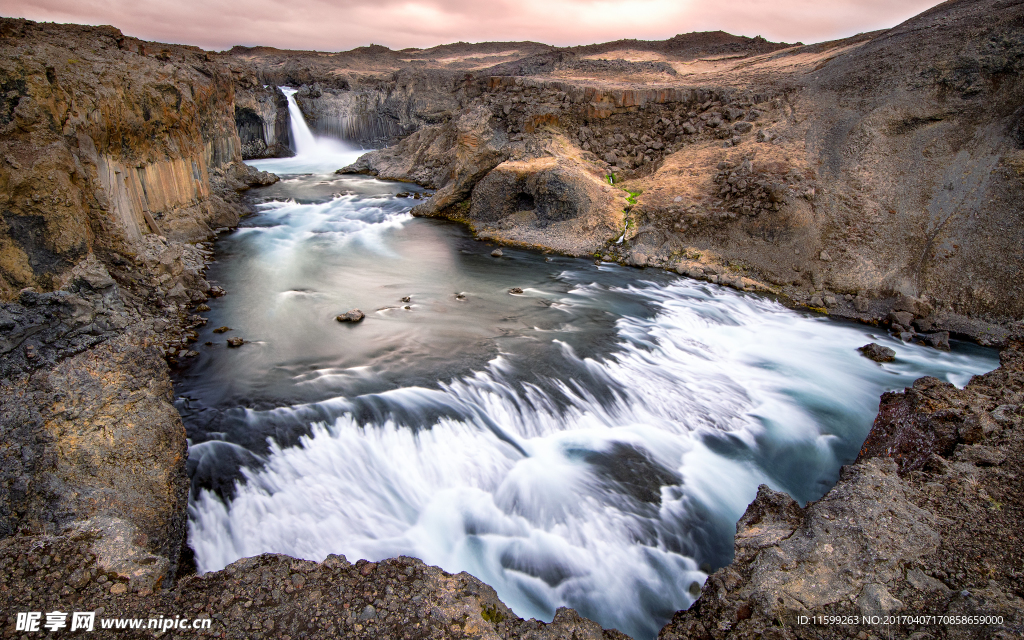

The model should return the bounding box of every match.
[4,0,945,51]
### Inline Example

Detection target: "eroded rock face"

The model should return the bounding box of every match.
[468,155,625,255]
[0,18,256,299]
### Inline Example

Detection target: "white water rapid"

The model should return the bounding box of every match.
[179,101,998,640]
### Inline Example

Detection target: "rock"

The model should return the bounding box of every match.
[733,121,753,134]
[208,286,227,297]
[509,287,523,294]
[920,331,950,350]
[991,404,1019,425]
[887,310,916,328]
[953,444,1006,466]
[491,248,503,257]
[336,310,365,322]
[859,343,896,362]
[454,293,467,301]
[400,296,411,303]
[819,250,832,261]
[212,326,231,334]
[226,337,244,347]
[854,295,870,312]
[196,303,211,312]
[810,295,825,307]
[858,583,904,618]
[906,568,950,593]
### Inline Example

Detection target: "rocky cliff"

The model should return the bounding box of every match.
[0,17,274,590]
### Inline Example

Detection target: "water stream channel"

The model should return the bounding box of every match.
[173,90,998,639]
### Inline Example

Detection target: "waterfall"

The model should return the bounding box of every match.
[279,87,351,159]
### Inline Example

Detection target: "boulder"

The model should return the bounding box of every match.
[226,337,244,347]
[465,156,625,256]
[859,343,896,362]
[336,310,365,323]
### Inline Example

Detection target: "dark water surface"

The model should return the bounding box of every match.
[174,144,997,639]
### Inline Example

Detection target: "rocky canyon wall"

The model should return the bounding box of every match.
[0,18,274,587]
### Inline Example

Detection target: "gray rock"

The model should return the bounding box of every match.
[953,444,1006,466]
[336,310,365,322]
[358,604,377,620]
[991,404,1019,425]
[733,121,753,134]
[858,583,904,618]
[920,331,950,350]
[491,248,503,257]
[888,310,915,328]
[859,343,896,362]
[906,568,950,593]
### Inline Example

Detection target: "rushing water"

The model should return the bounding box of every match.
[175,95,998,640]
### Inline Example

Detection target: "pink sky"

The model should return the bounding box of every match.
[3,0,944,51]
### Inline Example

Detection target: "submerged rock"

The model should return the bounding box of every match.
[336,310,365,323]
[212,326,231,334]
[859,342,896,362]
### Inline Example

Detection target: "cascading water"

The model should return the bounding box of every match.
[281,86,353,161]
[175,107,998,640]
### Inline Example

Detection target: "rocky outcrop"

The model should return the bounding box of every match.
[0,17,277,588]
[234,85,292,158]
[0,544,629,639]
[0,18,259,299]
[660,335,1024,639]
[467,154,626,255]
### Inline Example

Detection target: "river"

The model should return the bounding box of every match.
[173,89,998,640]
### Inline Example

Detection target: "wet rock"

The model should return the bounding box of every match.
[208,286,227,297]
[920,330,950,350]
[226,337,244,347]
[212,326,231,334]
[859,343,896,362]
[336,310,365,322]
[887,310,916,328]
[196,303,211,312]
[454,293,467,301]
[509,287,524,294]
[491,248,503,257]
[400,296,411,303]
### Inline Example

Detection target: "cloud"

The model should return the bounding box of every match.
[4,0,943,51]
